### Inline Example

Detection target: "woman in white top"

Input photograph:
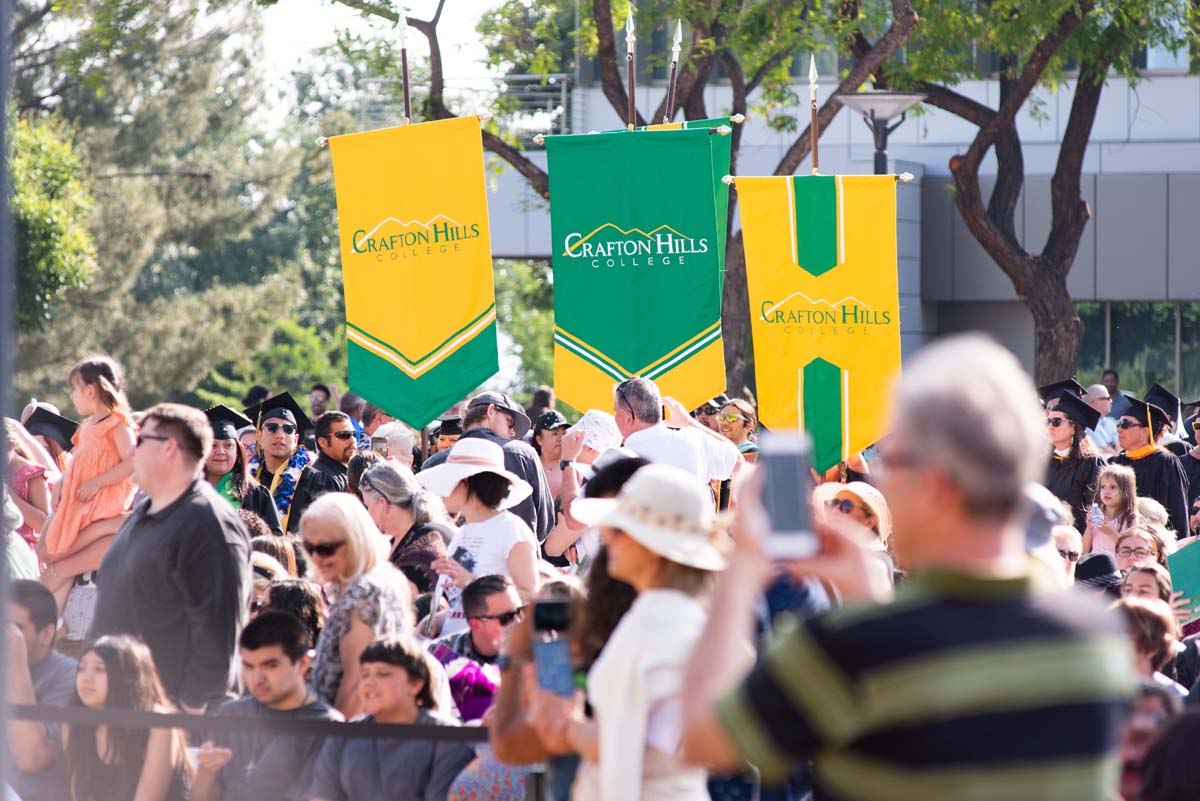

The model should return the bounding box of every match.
[528,463,725,801]
[418,438,540,637]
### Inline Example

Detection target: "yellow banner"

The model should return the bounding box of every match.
[740,175,901,471]
[328,117,498,428]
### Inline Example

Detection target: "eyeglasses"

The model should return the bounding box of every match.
[1046,418,1072,428]
[472,606,525,626]
[825,498,866,515]
[136,433,171,447]
[1057,549,1081,563]
[263,422,297,435]
[1116,420,1145,430]
[301,539,346,558]
[328,431,356,441]
[879,449,921,471]
[1116,546,1153,558]
[718,413,747,423]
[615,382,634,414]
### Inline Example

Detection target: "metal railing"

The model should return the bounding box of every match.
[359,74,572,139]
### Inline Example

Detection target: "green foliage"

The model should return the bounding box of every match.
[493,259,555,398]
[8,112,97,331]
[190,318,348,410]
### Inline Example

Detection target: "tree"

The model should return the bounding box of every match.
[493,259,556,396]
[8,112,97,331]
[302,0,920,394]
[851,0,1195,383]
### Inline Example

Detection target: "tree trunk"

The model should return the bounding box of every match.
[1025,274,1085,385]
[721,228,750,394]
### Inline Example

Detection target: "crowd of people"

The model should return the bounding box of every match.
[4,345,1200,801]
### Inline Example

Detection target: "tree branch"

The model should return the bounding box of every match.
[593,0,647,127]
[919,83,995,128]
[11,1,53,48]
[774,0,919,175]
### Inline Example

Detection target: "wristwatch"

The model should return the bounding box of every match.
[560,460,573,471]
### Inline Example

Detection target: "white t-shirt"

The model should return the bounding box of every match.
[624,423,739,482]
[438,511,537,636]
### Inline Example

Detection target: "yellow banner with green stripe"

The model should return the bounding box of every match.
[328,117,498,429]
[740,175,901,471]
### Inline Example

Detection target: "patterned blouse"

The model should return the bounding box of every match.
[309,563,412,706]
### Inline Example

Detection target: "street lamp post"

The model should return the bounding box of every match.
[834,91,926,174]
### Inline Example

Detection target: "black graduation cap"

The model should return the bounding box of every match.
[243,391,312,433]
[1038,379,1084,403]
[1122,397,1170,435]
[437,415,462,437]
[23,407,79,451]
[1052,393,1101,432]
[206,405,253,441]
[1144,383,1182,424]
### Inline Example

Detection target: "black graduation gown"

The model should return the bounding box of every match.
[1110,448,1191,537]
[1167,440,1189,458]
[243,481,284,535]
[1181,450,1200,507]
[1045,453,1105,533]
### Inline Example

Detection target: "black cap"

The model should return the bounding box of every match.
[243,392,312,433]
[1144,383,1181,425]
[436,415,462,437]
[1121,397,1170,434]
[1038,379,1084,403]
[1075,552,1122,595]
[23,407,79,451]
[206,405,253,441]
[1051,393,1101,432]
[467,391,531,439]
[535,410,570,431]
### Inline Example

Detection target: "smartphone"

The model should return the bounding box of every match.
[371,435,389,458]
[533,600,571,633]
[759,432,818,558]
[533,636,576,697]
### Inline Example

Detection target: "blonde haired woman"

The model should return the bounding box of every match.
[529,463,724,801]
[303,492,412,717]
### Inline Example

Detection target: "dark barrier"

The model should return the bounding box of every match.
[8,704,489,742]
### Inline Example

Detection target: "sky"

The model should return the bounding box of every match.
[259,0,494,89]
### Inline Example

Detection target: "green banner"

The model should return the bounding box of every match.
[547,128,726,412]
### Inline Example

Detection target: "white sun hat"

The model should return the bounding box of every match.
[570,463,727,570]
[417,438,532,510]
[566,410,623,454]
[811,480,893,542]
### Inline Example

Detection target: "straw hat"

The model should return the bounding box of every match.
[417,439,532,510]
[811,480,892,541]
[570,463,727,570]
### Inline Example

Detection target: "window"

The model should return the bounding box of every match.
[1076,301,1200,404]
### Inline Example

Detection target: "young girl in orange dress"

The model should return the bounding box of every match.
[39,356,137,615]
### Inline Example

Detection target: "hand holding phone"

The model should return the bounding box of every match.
[371,435,389,458]
[759,432,818,559]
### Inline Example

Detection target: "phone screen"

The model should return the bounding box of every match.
[760,432,817,558]
[533,600,571,633]
[371,436,389,458]
[534,637,576,697]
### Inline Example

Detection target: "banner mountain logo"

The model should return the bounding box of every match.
[352,214,481,261]
[562,222,710,268]
[760,291,892,330]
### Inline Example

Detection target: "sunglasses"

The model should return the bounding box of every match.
[302,539,346,558]
[1057,549,1081,563]
[1116,546,1153,558]
[263,422,297,435]
[718,413,747,423]
[250,599,267,614]
[695,406,719,416]
[472,606,525,626]
[826,498,866,515]
[136,433,171,447]
[1045,418,1072,428]
[1116,420,1145,430]
[328,430,356,441]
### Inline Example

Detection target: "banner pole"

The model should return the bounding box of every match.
[626,4,636,130]
[397,10,413,124]
[808,55,819,176]
[663,18,682,123]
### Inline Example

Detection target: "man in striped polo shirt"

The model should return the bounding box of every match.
[681,334,1136,801]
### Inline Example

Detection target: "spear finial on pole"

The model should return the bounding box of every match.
[626,4,637,130]
[664,18,682,124]
[397,8,413,124]
[808,54,819,175]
